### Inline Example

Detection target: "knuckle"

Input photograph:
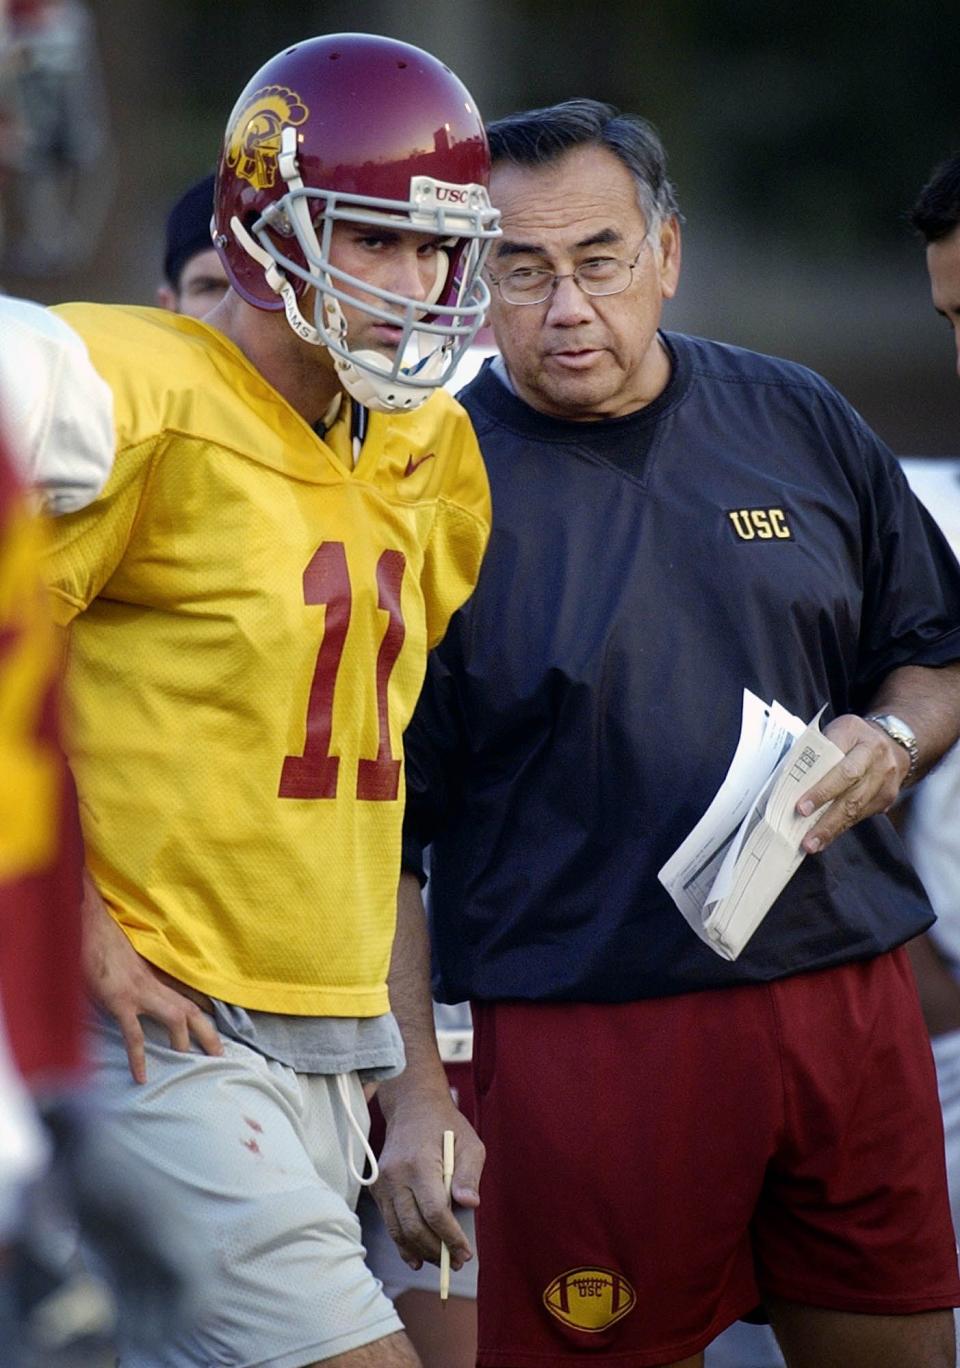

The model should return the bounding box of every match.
[393,1191,421,1225]
[378,1160,407,1190]
[381,1212,403,1243]
[418,1194,447,1224]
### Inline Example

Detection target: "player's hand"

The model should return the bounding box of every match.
[372,1091,483,1271]
[795,713,910,855]
[81,873,223,1083]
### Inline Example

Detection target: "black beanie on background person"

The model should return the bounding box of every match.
[163,173,216,288]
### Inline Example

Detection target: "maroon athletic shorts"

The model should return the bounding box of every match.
[472,949,960,1367]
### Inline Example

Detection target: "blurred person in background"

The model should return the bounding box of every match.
[904,154,960,1356]
[0,298,196,1365]
[911,154,960,381]
[375,98,960,1368]
[39,32,499,1368]
[155,172,228,320]
[712,148,960,1368]
[0,392,80,1364]
[0,0,111,278]
[0,304,114,1291]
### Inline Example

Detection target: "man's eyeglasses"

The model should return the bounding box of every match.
[487,244,648,306]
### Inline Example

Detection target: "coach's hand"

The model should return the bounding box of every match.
[795,713,910,855]
[81,872,223,1083]
[373,1088,483,1272]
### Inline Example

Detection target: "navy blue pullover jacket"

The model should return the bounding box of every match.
[403,333,960,1003]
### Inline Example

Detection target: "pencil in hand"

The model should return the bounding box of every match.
[439,1129,454,1303]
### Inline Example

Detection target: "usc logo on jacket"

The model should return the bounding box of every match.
[727,507,792,541]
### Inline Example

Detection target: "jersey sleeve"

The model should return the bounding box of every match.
[848,411,960,704]
[421,411,491,650]
[41,436,158,625]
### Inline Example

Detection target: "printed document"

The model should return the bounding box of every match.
[658,689,844,960]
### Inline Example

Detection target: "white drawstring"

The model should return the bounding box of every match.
[335,1072,379,1188]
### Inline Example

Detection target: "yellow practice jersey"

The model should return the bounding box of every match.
[44,305,490,1015]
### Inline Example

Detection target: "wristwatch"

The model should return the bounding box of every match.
[863,712,919,783]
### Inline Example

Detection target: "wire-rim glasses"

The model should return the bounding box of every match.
[488,242,649,306]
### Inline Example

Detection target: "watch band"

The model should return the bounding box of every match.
[863,712,919,782]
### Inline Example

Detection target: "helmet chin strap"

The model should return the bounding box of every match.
[230,217,322,345]
[321,276,451,412]
[335,348,445,411]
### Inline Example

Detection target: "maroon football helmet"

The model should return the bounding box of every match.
[213,33,500,410]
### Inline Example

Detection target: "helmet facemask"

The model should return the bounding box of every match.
[230,126,500,412]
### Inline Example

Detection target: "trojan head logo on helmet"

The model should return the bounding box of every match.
[225,86,308,191]
[213,33,501,413]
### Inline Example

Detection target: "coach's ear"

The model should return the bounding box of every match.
[156,284,177,312]
[656,216,682,302]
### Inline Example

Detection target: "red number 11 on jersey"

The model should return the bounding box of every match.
[278,541,406,802]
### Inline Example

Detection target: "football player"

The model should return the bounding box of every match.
[0,293,114,1209]
[41,33,499,1368]
[0,427,74,1362]
[0,297,191,1362]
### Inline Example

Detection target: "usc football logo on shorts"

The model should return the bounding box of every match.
[226,84,309,191]
[543,1266,636,1332]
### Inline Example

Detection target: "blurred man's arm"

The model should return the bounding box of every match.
[0,298,115,515]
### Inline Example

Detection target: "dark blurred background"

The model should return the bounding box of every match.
[2,0,958,453]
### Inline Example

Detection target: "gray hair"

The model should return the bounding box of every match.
[486,98,681,236]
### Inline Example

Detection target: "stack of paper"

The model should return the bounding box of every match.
[658,690,844,960]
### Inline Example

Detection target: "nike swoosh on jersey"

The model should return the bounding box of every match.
[404,452,437,477]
